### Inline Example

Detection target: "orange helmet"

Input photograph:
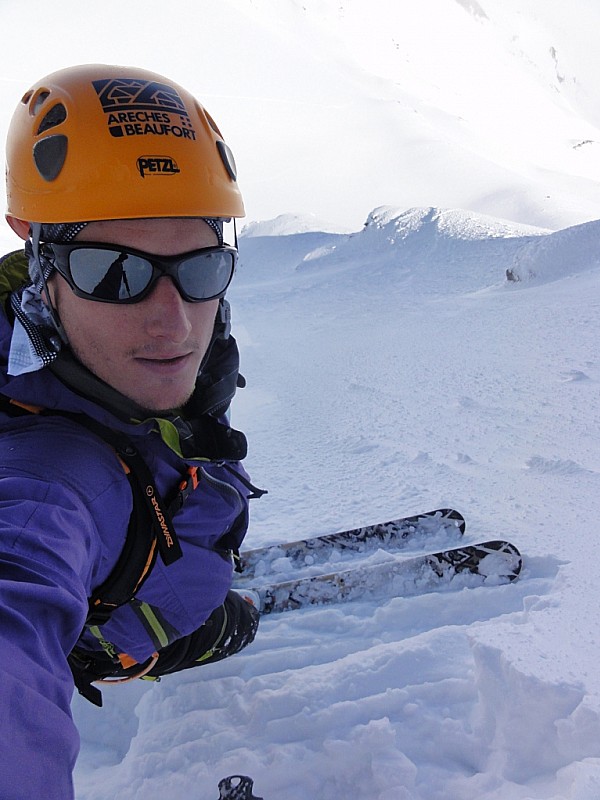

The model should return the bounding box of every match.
[5,64,245,223]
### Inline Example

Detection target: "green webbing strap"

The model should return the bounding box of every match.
[195,606,229,663]
[134,601,170,649]
[88,625,119,659]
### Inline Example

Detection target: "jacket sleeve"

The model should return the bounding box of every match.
[0,473,99,800]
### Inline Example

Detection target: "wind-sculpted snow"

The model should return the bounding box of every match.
[74,208,600,798]
[239,206,600,291]
[239,205,550,295]
[505,218,600,284]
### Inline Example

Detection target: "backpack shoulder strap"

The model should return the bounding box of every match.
[0,396,183,620]
[0,394,198,705]
[0,249,28,308]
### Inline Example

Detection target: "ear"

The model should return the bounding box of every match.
[5,216,31,240]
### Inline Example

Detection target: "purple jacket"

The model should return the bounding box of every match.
[0,293,252,798]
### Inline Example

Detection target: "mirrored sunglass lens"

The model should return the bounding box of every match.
[178,251,233,299]
[69,249,153,301]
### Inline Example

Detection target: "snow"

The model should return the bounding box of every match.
[1,0,600,797]
[68,206,600,798]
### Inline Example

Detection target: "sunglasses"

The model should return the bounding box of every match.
[41,241,237,304]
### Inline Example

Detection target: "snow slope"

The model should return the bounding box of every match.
[72,207,600,799]
[0,0,599,796]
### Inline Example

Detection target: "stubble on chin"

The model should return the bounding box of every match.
[63,334,196,414]
[136,386,197,416]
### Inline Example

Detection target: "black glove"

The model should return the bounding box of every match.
[147,589,259,676]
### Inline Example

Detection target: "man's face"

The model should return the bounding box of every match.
[48,217,220,413]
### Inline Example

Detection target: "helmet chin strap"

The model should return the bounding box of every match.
[30,222,69,343]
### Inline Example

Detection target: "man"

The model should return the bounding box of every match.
[0,64,260,799]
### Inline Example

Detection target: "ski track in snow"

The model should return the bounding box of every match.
[71,206,600,799]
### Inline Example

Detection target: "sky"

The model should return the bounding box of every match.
[2,0,600,238]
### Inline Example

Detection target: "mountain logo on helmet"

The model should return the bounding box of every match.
[92,77,188,114]
[92,78,197,140]
[137,156,180,178]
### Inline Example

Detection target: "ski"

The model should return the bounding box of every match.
[239,540,522,615]
[217,775,263,800]
[237,508,465,580]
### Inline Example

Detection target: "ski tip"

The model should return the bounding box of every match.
[435,508,467,535]
[217,775,263,800]
[475,540,523,581]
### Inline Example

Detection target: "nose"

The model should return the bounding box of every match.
[143,276,193,342]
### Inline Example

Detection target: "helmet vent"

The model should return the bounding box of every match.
[37,103,67,134]
[33,135,68,181]
[31,90,51,115]
[204,109,223,137]
[217,141,238,181]
[20,90,33,105]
